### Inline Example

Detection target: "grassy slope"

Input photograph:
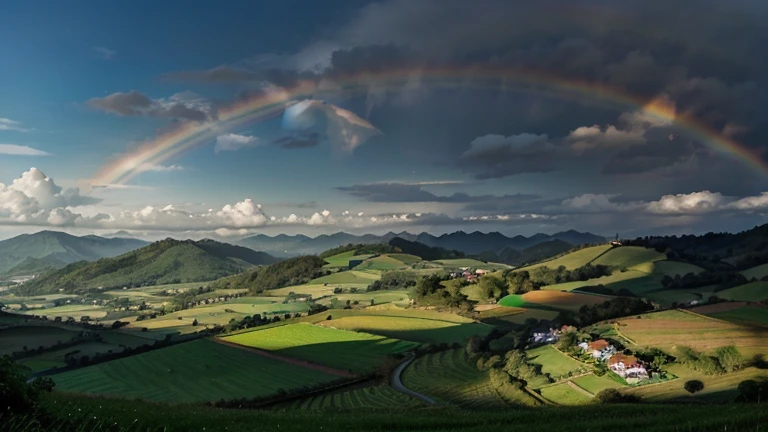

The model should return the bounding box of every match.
[275,385,424,410]
[539,383,592,405]
[310,270,381,285]
[353,255,409,271]
[518,245,612,271]
[222,323,418,373]
[740,263,768,280]
[707,306,768,327]
[402,349,506,407]
[52,339,338,403]
[526,345,585,381]
[618,310,768,357]
[571,374,623,395]
[716,281,768,302]
[20,240,250,294]
[0,325,80,355]
[316,315,492,344]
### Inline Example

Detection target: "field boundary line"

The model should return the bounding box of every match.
[524,387,555,405]
[613,323,639,346]
[210,337,355,378]
[675,307,735,325]
[567,380,595,397]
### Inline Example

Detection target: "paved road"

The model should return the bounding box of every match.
[390,352,436,404]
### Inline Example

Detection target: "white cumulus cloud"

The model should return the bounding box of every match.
[215,133,259,153]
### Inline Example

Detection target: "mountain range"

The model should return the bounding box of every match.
[237,230,607,257]
[16,238,278,295]
[0,231,148,276]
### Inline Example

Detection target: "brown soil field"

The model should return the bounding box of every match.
[522,291,609,311]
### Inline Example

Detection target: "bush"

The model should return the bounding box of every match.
[595,388,641,404]
[684,380,704,394]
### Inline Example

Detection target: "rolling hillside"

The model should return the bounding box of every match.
[0,231,148,275]
[15,239,276,295]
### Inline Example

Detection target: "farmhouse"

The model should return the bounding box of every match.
[530,326,562,344]
[475,269,489,275]
[608,353,648,382]
[580,339,616,361]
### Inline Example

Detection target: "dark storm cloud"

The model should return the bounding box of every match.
[87,91,152,116]
[458,133,563,179]
[336,182,540,204]
[88,91,212,122]
[273,132,322,149]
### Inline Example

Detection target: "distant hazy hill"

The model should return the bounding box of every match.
[238,230,605,257]
[388,238,464,261]
[0,231,148,275]
[16,239,277,295]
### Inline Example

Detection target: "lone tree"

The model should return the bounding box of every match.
[192,319,199,326]
[684,379,705,394]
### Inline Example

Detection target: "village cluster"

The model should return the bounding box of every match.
[449,267,491,283]
[531,327,650,384]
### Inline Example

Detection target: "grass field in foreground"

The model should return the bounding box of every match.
[26,394,768,432]
[538,382,592,405]
[275,385,424,410]
[707,305,768,327]
[222,323,418,373]
[402,349,506,407]
[52,339,338,403]
[526,345,586,382]
[316,315,492,344]
[715,281,768,302]
[571,373,624,395]
[618,310,768,357]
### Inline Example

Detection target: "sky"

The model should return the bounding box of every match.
[2,0,768,240]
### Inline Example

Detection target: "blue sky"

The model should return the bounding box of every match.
[2,0,768,240]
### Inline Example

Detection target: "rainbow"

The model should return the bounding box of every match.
[91,67,767,185]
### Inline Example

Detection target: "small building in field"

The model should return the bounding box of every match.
[581,339,616,360]
[475,269,489,275]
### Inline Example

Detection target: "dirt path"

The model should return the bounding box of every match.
[210,338,355,378]
[567,380,595,397]
[390,352,436,404]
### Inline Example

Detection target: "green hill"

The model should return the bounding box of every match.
[15,239,276,295]
[0,231,148,274]
[214,255,327,294]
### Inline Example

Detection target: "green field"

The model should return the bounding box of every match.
[741,263,768,280]
[276,385,424,410]
[222,323,419,373]
[386,253,422,264]
[625,363,766,403]
[323,251,376,269]
[432,259,511,270]
[526,345,585,382]
[715,282,768,302]
[15,304,110,320]
[592,246,666,269]
[538,382,592,405]
[317,314,492,344]
[52,339,338,403]
[310,270,381,285]
[571,373,624,395]
[353,255,409,271]
[519,245,612,271]
[317,291,409,308]
[0,325,80,355]
[20,341,123,372]
[402,349,505,407]
[707,306,768,327]
[481,307,560,325]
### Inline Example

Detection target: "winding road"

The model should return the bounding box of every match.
[390,352,436,404]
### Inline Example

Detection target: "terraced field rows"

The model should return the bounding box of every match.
[52,339,339,403]
[278,385,424,410]
[401,349,505,408]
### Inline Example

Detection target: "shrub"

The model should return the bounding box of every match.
[684,380,705,394]
[595,388,641,404]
